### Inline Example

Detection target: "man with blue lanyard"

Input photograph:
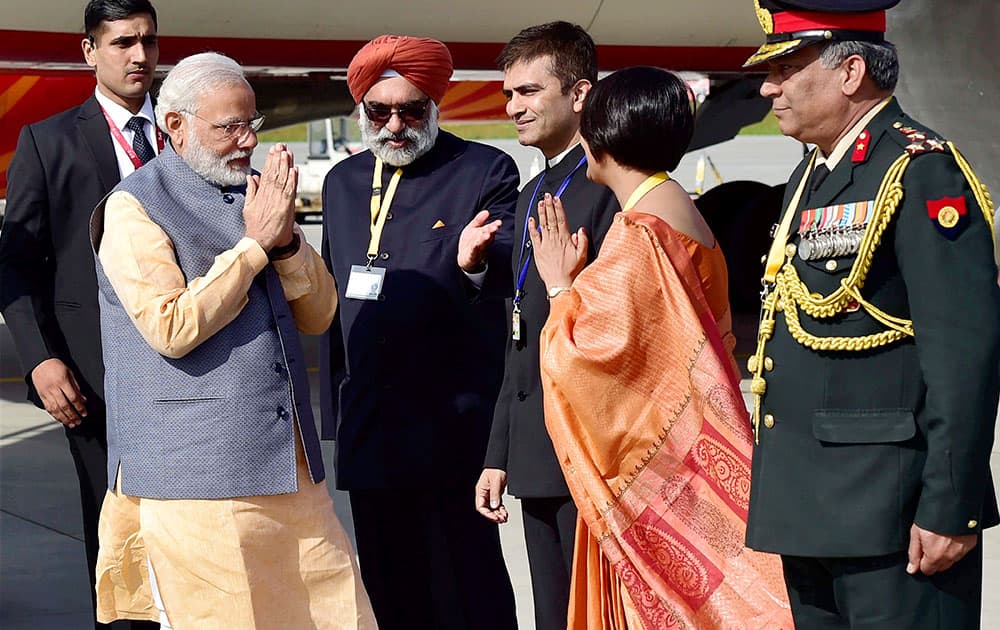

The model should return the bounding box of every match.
[468,22,618,630]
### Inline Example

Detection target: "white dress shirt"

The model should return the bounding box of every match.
[94,88,159,179]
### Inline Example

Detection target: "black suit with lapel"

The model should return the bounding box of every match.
[482,144,619,630]
[0,95,156,630]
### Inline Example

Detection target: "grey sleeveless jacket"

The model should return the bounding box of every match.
[91,145,324,499]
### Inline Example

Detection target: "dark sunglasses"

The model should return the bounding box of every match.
[362,100,430,125]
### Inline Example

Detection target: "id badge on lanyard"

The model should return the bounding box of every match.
[348,158,402,301]
[345,265,386,300]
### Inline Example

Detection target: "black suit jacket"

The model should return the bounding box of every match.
[482,144,619,497]
[319,131,520,491]
[0,95,121,413]
[746,99,1000,557]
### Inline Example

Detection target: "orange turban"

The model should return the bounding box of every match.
[347,35,454,104]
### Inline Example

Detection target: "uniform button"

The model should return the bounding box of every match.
[763,414,775,429]
[276,406,289,420]
[785,244,797,258]
[764,357,774,371]
[222,193,235,204]
[825,259,838,272]
[376,336,387,345]
[377,294,386,302]
[893,121,903,129]
[968,520,978,529]
[272,362,283,373]
[380,252,390,260]
[516,391,527,401]
[386,212,394,220]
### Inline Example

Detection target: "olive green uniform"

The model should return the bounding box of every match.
[746,99,999,628]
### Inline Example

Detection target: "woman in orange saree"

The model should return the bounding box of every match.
[529,67,792,629]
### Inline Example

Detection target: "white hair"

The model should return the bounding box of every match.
[155,52,250,130]
[819,40,899,92]
[184,128,252,187]
[358,101,440,166]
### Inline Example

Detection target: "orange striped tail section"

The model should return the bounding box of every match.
[1,73,96,198]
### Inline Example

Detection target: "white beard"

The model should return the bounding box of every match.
[359,102,439,166]
[184,127,253,187]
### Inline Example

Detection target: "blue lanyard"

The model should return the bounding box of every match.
[513,155,587,308]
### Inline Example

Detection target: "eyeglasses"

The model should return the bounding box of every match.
[362,100,429,126]
[183,110,265,141]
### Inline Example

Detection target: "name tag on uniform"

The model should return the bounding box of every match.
[345,265,385,300]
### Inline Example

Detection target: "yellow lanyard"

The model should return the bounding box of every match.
[368,158,404,266]
[623,172,670,212]
[762,151,818,284]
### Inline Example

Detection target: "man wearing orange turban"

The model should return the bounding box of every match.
[320,35,519,630]
[347,34,454,105]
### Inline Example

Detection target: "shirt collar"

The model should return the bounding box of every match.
[94,88,155,132]
[546,142,581,169]
[818,97,892,171]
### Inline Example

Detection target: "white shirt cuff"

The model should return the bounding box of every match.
[462,264,488,289]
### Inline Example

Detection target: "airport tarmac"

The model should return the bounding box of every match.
[3,327,998,629]
[2,134,998,628]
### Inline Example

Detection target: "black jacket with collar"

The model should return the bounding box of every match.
[0,94,123,412]
[483,143,619,498]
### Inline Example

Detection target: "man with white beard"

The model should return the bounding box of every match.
[88,52,375,629]
[319,35,519,630]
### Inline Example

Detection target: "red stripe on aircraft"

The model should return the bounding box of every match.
[0,74,95,196]
[0,29,757,72]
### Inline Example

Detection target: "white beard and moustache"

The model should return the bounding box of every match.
[183,123,253,188]
[359,101,439,167]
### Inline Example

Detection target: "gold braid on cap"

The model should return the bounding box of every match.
[754,0,774,35]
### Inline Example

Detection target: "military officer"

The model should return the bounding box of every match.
[743,1,1000,628]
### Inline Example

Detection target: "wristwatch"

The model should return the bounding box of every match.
[268,233,301,261]
[546,286,571,300]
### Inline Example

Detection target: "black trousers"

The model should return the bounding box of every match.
[520,496,577,630]
[349,487,517,630]
[781,544,984,629]
[65,419,158,630]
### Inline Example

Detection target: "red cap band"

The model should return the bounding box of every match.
[773,10,886,34]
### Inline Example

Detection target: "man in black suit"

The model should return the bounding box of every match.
[743,1,1000,628]
[0,1,161,628]
[470,22,618,630]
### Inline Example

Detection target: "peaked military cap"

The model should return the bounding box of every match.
[744,0,900,66]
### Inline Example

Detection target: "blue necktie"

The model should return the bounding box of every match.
[124,117,155,165]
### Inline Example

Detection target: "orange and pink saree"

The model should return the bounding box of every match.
[540,212,791,629]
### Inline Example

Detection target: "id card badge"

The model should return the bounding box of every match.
[511,309,522,342]
[345,265,386,300]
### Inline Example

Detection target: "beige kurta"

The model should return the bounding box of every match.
[94,191,376,629]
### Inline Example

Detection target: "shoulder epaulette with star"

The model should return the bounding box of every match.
[889,120,949,156]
